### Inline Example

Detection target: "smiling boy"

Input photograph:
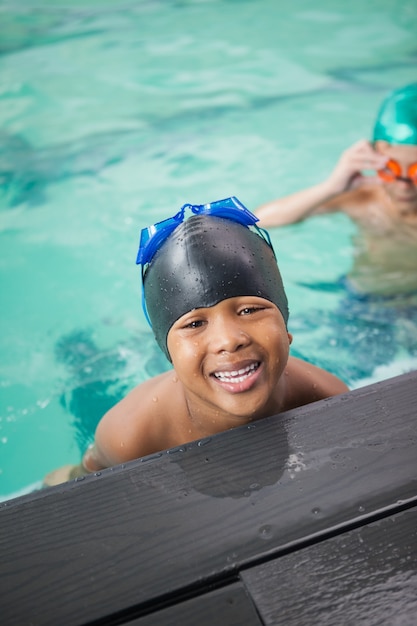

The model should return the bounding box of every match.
[44,198,348,486]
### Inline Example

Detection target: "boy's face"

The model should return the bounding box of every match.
[167,296,292,425]
[375,141,417,214]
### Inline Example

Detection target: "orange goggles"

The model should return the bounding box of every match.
[377,159,417,184]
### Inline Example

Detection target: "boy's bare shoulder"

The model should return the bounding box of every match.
[282,356,349,410]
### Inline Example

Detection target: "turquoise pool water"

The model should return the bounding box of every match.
[1,0,417,500]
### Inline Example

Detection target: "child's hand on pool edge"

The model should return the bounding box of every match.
[43,463,86,487]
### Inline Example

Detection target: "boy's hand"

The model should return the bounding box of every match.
[327,140,387,193]
[43,464,82,487]
[43,445,104,487]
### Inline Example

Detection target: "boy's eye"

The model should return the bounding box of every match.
[240,306,262,316]
[184,319,204,329]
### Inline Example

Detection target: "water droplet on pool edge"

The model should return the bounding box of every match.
[198,437,211,447]
[259,525,273,540]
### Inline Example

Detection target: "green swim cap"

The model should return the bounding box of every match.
[144,215,289,361]
[373,83,417,145]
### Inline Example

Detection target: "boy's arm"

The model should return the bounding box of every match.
[43,373,171,487]
[42,442,113,487]
[255,140,387,228]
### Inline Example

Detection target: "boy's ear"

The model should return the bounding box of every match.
[288,332,293,345]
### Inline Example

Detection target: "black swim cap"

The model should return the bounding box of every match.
[144,215,289,361]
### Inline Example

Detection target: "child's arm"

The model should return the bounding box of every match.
[255,140,387,228]
[43,372,174,487]
[42,429,129,487]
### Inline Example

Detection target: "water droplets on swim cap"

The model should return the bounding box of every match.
[143,215,289,361]
[373,83,417,145]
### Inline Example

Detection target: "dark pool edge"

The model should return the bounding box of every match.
[1,370,416,626]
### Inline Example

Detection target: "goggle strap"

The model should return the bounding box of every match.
[141,267,152,327]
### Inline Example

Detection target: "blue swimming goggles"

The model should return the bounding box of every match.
[136,196,272,267]
[136,196,273,326]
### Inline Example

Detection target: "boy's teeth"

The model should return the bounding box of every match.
[214,362,258,383]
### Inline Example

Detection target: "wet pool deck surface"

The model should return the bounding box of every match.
[1,370,416,626]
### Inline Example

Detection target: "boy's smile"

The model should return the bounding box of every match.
[212,359,261,392]
[167,296,292,427]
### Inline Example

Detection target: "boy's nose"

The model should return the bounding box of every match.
[209,316,250,353]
